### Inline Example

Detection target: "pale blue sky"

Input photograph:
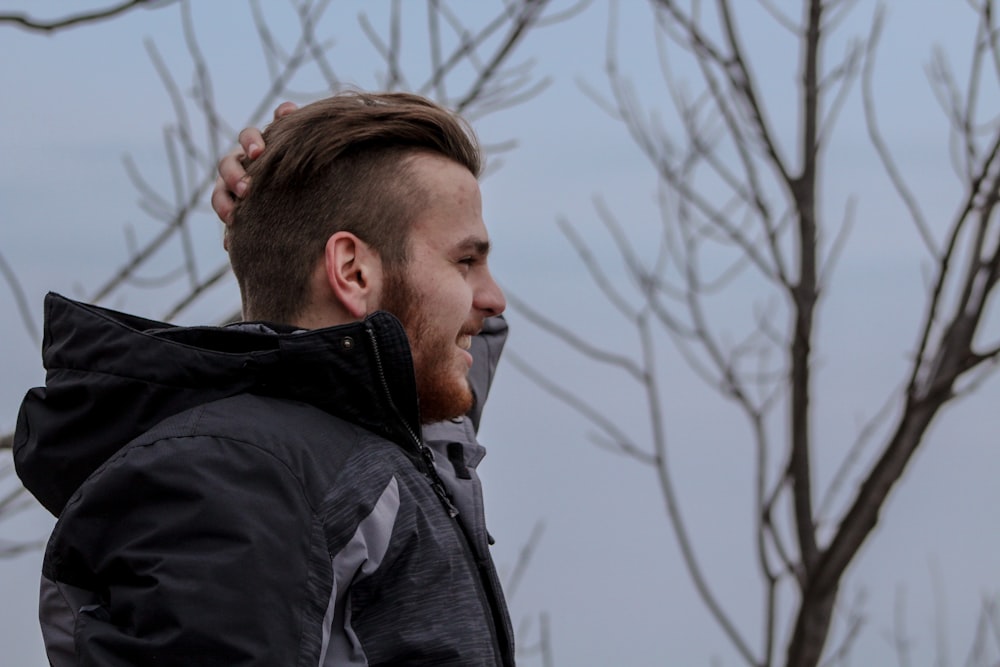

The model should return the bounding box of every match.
[1,2,998,665]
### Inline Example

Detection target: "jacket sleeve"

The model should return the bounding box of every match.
[466,314,508,433]
[46,431,319,667]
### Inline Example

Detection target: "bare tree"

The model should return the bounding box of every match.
[510,1,1000,666]
[0,1,179,346]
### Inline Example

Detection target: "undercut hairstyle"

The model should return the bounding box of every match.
[228,91,482,323]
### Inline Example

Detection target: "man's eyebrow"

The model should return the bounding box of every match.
[455,236,492,256]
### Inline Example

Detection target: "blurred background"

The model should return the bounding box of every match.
[1,1,998,665]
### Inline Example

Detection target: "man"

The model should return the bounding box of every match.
[15,91,514,666]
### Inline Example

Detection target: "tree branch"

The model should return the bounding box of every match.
[0,0,175,33]
[0,250,40,342]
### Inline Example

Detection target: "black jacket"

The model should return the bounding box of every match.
[15,293,515,666]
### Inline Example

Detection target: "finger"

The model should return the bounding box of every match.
[273,101,298,120]
[237,127,265,160]
[211,176,236,228]
[218,150,250,197]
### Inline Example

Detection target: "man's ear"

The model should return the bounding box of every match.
[324,231,382,319]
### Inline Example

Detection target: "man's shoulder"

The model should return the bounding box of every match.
[168,393,366,441]
[119,393,404,498]
[56,393,418,542]
[136,392,358,444]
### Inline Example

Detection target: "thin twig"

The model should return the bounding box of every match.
[0,0,176,33]
[504,350,656,465]
[504,520,545,599]
[861,10,937,256]
[0,250,40,341]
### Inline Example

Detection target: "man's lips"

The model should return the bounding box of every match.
[457,330,478,367]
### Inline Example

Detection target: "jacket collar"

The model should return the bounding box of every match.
[15,293,422,515]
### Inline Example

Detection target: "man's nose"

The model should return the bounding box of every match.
[475,271,506,316]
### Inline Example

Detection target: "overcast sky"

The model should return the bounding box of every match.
[1,2,998,665]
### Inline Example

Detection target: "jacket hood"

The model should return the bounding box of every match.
[15,293,423,516]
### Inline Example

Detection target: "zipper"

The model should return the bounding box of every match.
[447,502,510,666]
[366,322,513,665]
[365,325,459,518]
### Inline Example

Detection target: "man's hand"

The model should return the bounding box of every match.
[211,102,298,245]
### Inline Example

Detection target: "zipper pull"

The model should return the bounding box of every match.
[418,445,459,517]
[431,481,460,518]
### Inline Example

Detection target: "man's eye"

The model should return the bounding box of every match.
[458,257,475,266]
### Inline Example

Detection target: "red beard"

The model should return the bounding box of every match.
[380,268,474,424]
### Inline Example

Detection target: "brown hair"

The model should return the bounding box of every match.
[228,91,482,323]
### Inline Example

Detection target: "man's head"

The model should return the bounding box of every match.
[230,91,482,322]
[229,91,505,422]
